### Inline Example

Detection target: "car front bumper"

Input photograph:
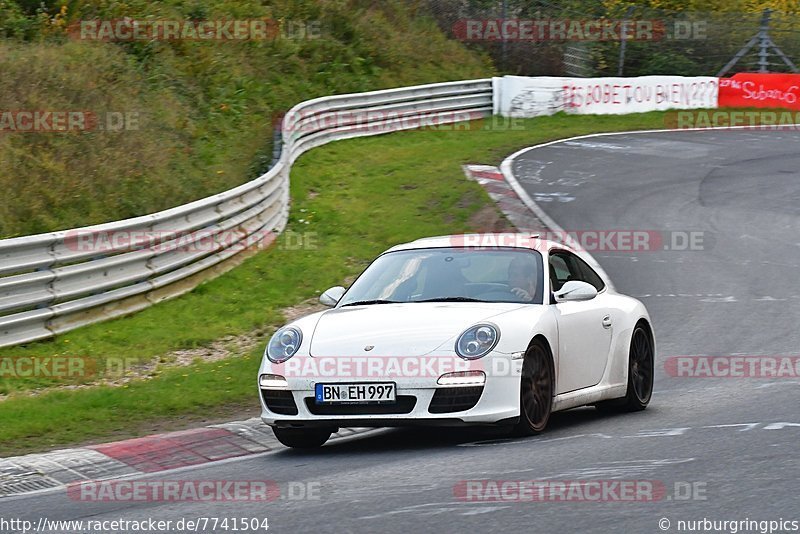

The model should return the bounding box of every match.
[258,354,523,428]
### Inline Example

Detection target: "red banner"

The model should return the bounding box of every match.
[718,73,800,109]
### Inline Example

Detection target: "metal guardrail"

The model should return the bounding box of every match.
[0,79,493,348]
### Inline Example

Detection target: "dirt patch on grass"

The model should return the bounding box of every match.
[0,297,329,403]
[468,204,515,233]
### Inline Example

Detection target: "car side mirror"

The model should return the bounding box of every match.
[319,286,346,307]
[553,280,597,302]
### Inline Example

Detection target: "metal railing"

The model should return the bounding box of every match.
[0,79,493,348]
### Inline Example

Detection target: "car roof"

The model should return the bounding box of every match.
[385,233,571,254]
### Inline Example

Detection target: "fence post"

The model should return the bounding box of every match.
[617,6,635,77]
[757,9,772,73]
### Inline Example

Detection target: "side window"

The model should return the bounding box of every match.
[549,251,606,293]
[572,255,606,291]
[548,254,571,292]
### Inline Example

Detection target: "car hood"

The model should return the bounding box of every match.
[309,302,529,357]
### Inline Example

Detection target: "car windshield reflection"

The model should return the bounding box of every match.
[337,247,544,306]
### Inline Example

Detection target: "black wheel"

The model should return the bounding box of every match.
[596,324,654,412]
[513,339,554,436]
[272,427,332,448]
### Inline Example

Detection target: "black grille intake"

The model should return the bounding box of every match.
[261,389,299,415]
[428,386,484,413]
[305,396,417,415]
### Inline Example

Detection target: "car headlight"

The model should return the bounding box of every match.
[266,326,303,363]
[455,324,499,360]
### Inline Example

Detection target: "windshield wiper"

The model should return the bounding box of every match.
[340,299,400,307]
[415,297,485,303]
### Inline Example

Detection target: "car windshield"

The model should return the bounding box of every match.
[338,247,544,306]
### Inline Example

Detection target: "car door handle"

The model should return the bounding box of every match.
[602,315,612,328]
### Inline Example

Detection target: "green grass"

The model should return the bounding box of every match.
[0,352,262,455]
[0,0,491,237]
[0,111,676,455]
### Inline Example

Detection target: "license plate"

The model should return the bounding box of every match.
[315,382,396,404]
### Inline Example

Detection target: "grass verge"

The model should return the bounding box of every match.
[0,0,491,237]
[0,111,675,456]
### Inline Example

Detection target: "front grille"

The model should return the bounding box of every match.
[428,386,484,413]
[261,389,299,415]
[305,396,417,415]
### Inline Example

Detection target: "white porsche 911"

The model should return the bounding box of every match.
[258,234,655,448]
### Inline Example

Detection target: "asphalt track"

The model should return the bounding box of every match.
[2,129,799,533]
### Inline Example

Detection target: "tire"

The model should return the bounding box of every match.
[596,324,654,413]
[513,338,554,436]
[272,427,332,448]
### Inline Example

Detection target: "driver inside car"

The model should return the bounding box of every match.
[508,256,538,302]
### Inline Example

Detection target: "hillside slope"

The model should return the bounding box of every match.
[0,0,492,237]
